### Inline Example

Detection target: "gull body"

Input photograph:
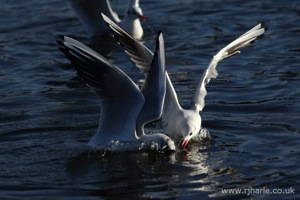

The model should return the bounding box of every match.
[102,14,265,148]
[58,31,175,152]
[68,0,146,39]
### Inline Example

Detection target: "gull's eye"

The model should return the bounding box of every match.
[189,133,192,136]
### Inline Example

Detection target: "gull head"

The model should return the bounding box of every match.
[181,123,200,149]
[126,0,147,21]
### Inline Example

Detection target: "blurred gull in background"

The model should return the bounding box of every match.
[68,0,146,39]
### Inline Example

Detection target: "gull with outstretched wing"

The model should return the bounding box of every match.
[102,13,265,148]
[58,31,175,152]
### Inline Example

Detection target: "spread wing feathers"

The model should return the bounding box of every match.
[136,32,166,135]
[58,35,141,99]
[57,36,144,141]
[101,13,182,120]
[101,13,152,73]
[191,23,265,112]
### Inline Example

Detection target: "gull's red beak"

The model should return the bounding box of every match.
[139,15,148,21]
[182,139,189,149]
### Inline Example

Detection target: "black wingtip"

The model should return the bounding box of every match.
[58,46,68,54]
[58,35,65,40]
[260,21,266,28]
[56,40,64,46]
[256,22,267,41]
[57,35,66,46]
[247,22,267,44]
[261,21,268,32]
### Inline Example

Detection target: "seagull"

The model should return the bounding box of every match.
[57,31,175,152]
[68,0,146,39]
[101,13,265,149]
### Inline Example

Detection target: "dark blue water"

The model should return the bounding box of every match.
[1,0,299,199]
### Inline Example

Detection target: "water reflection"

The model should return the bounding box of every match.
[65,142,216,199]
[66,150,176,198]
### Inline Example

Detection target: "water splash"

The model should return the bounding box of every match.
[191,127,212,144]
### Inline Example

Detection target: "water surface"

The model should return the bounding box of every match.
[0,0,299,199]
